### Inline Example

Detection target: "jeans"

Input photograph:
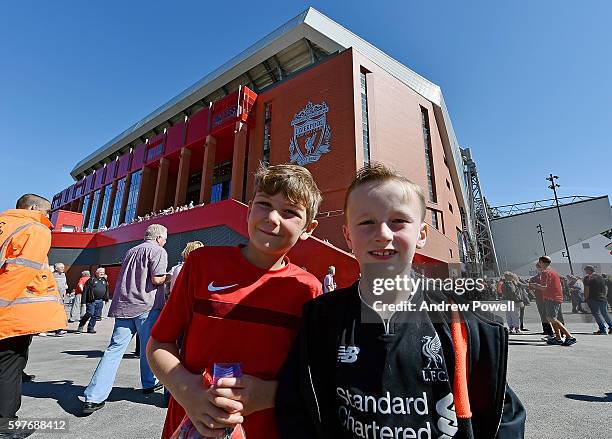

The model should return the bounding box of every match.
[83,309,161,403]
[588,299,612,332]
[69,294,83,321]
[570,292,583,312]
[79,299,104,332]
[505,302,520,329]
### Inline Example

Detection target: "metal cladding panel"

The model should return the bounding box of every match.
[241,86,257,126]
[64,185,75,203]
[74,180,85,198]
[185,108,210,147]
[96,226,248,268]
[145,133,166,165]
[83,174,95,194]
[165,122,186,156]
[62,188,71,205]
[93,167,106,190]
[84,173,96,193]
[52,193,62,209]
[116,153,131,179]
[104,160,118,185]
[130,143,146,171]
[48,247,99,266]
[211,92,239,134]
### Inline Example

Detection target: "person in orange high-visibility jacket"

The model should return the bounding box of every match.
[0,194,66,424]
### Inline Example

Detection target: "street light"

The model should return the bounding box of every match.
[536,223,547,255]
[546,174,574,275]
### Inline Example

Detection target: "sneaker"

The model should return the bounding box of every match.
[546,338,564,345]
[82,401,105,415]
[142,382,164,394]
[37,332,48,337]
[541,335,555,341]
[87,330,97,334]
[76,326,85,333]
[22,372,35,382]
[56,330,67,336]
[562,337,577,346]
[593,330,607,335]
[68,319,75,323]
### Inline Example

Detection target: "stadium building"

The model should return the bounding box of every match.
[489,196,612,276]
[49,8,475,288]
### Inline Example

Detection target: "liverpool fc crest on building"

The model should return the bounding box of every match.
[289,101,331,166]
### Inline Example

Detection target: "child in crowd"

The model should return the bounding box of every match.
[276,163,525,438]
[147,164,323,438]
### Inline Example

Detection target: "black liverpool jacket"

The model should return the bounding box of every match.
[276,283,526,439]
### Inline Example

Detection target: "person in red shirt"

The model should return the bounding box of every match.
[147,164,323,438]
[68,270,90,323]
[529,256,576,346]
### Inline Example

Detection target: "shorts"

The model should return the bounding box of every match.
[544,300,561,320]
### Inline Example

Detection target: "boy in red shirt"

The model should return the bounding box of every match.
[147,164,323,438]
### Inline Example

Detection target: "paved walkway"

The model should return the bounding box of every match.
[12,302,612,438]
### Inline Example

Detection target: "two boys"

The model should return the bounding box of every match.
[148,163,525,438]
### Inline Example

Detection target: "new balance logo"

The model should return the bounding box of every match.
[337,345,360,363]
[208,282,238,292]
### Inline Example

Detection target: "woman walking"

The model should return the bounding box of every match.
[503,272,523,333]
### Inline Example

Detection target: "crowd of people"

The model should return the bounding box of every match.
[91,201,197,233]
[485,259,612,342]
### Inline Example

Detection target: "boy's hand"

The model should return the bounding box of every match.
[173,372,244,436]
[213,375,278,416]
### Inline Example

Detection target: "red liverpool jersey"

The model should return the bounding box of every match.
[150,246,322,439]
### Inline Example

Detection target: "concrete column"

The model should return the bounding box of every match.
[230,122,248,202]
[153,157,170,212]
[199,135,217,205]
[174,147,192,207]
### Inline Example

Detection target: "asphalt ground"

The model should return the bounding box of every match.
[9,302,612,438]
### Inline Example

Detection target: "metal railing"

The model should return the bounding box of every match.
[488,195,595,219]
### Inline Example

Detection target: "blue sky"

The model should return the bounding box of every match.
[1,0,610,212]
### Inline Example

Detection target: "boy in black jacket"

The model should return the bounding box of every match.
[276,164,525,438]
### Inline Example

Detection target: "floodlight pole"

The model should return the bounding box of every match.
[546,174,574,275]
[536,223,547,255]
